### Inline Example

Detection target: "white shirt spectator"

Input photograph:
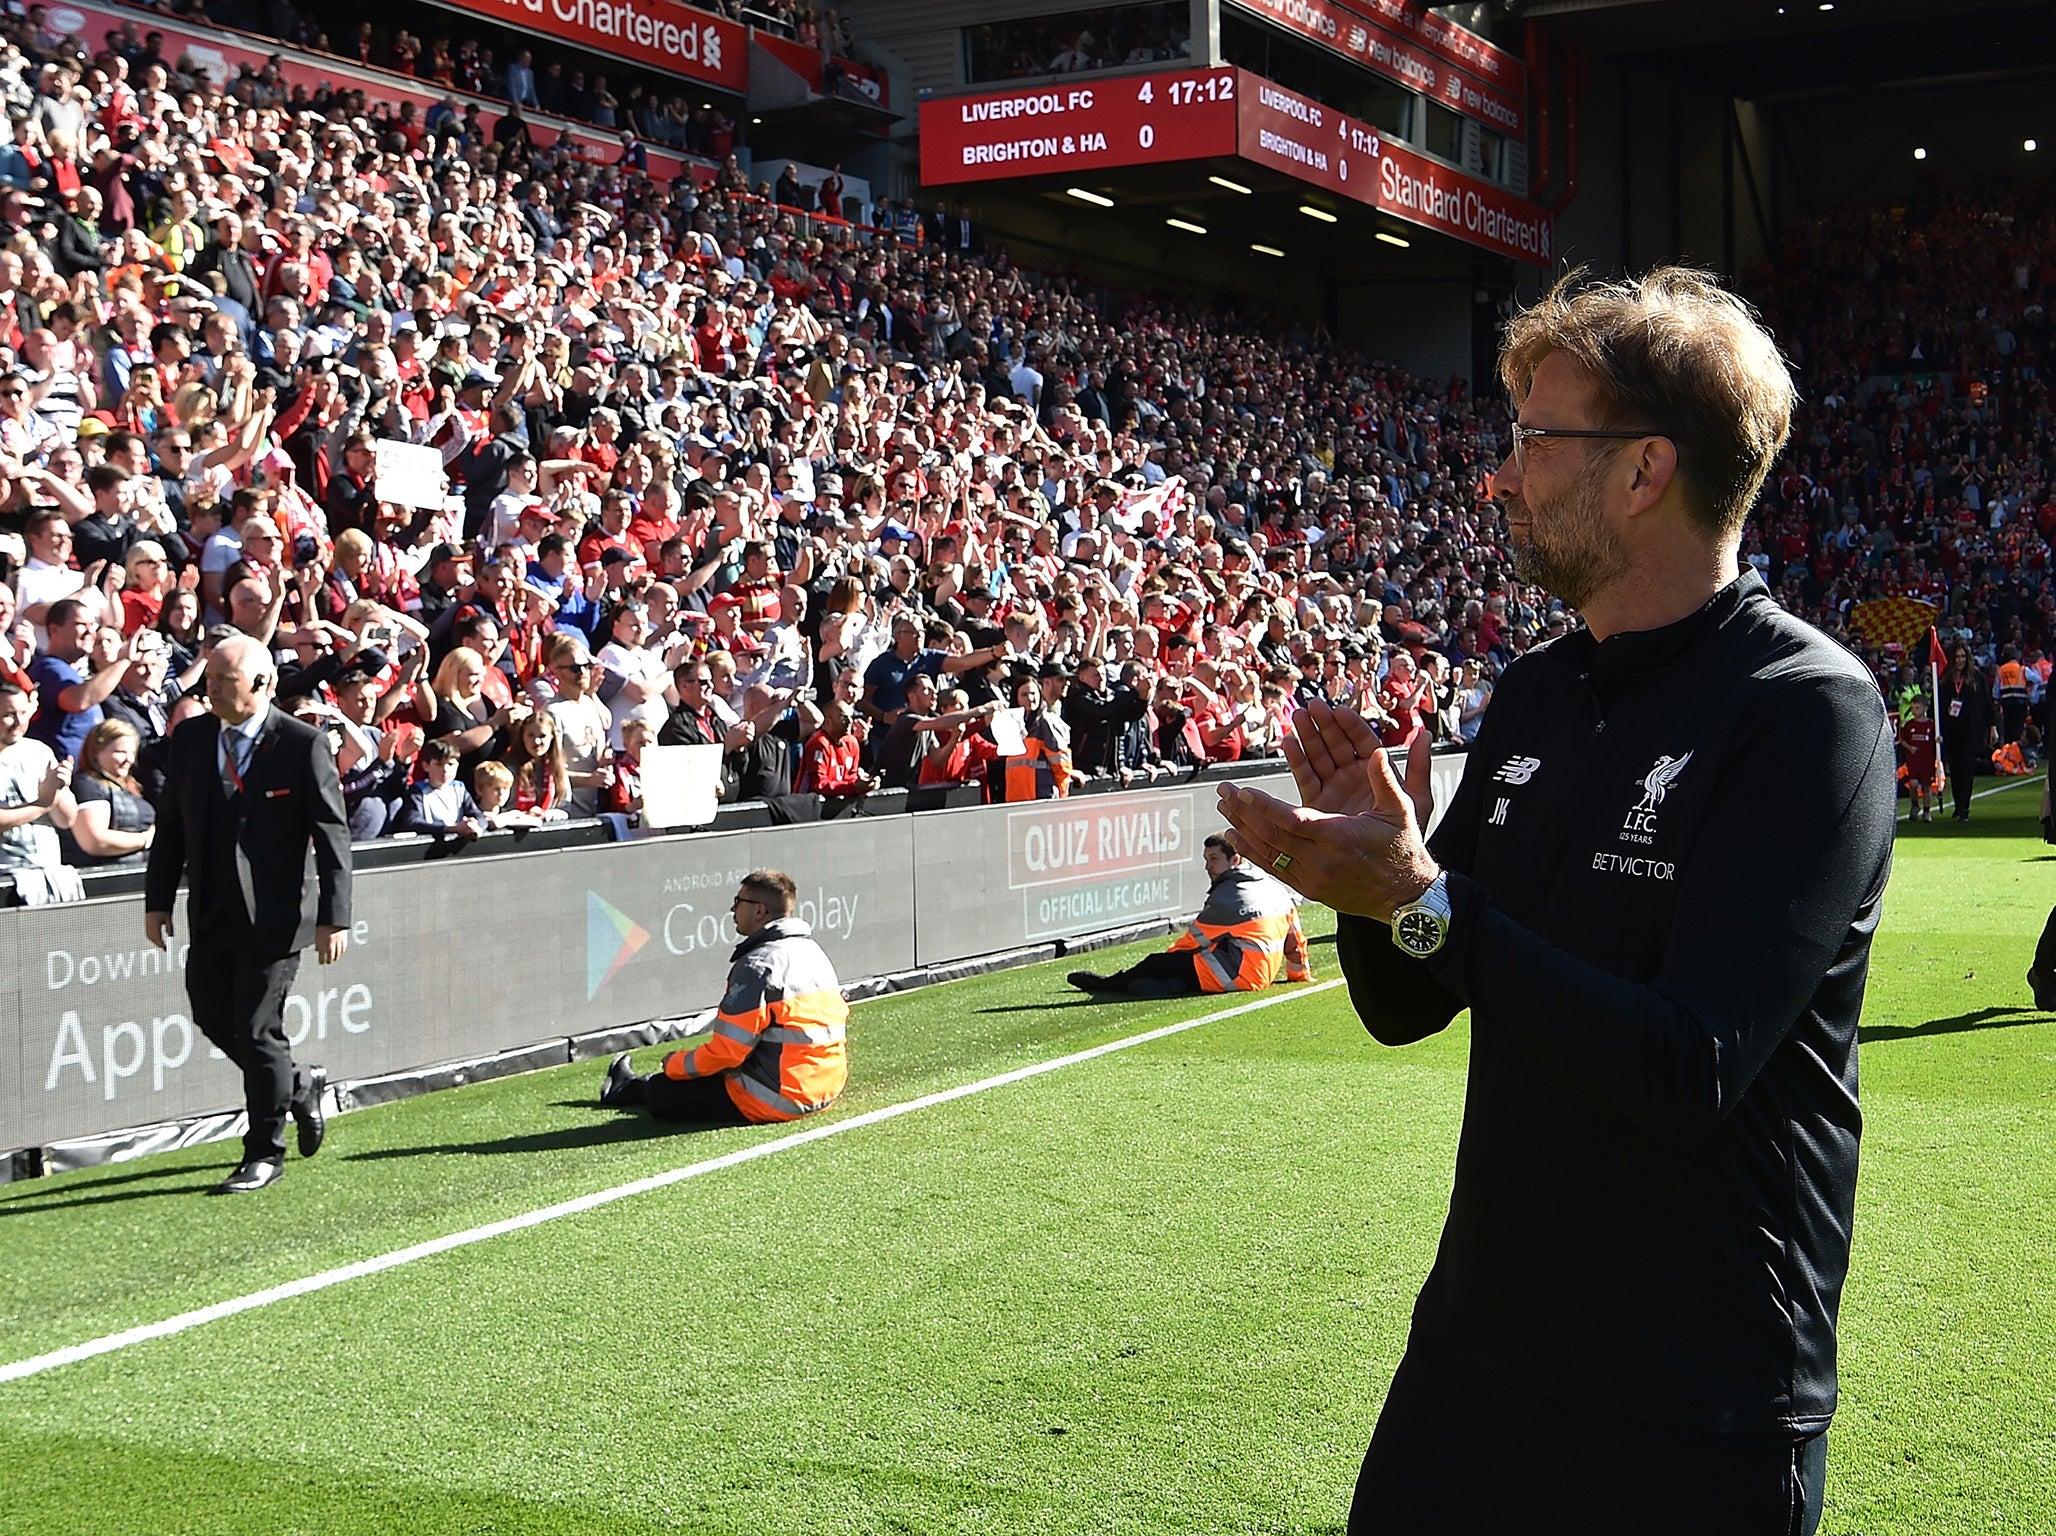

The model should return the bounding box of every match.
[596,640,671,749]
[15,556,94,649]
[548,691,612,816]
[200,525,244,620]
[0,734,61,869]
[485,491,539,552]
[22,362,81,439]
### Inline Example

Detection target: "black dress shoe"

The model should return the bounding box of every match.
[600,1051,639,1106]
[217,1159,285,1194]
[2030,967,2056,1012]
[1067,970,1122,994]
[293,1066,328,1158]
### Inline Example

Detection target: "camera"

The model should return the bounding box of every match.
[293,533,320,566]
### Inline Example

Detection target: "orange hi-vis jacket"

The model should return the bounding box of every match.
[994,735,1073,801]
[664,917,849,1123]
[1168,864,1314,993]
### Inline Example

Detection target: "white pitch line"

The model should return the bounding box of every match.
[0,979,1346,1387]
[1898,775,2041,822]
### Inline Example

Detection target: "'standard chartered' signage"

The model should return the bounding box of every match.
[424,0,748,94]
[1235,72,1550,264]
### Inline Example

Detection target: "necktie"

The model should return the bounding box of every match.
[221,733,245,799]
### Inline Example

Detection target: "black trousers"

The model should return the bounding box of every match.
[1946,749,1981,816]
[1102,950,1202,997]
[2035,905,2056,978]
[610,1070,751,1126]
[1349,1346,1827,1536]
[184,943,306,1163]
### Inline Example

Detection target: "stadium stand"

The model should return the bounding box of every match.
[0,0,2040,895]
[1742,182,2055,766]
[0,0,1531,891]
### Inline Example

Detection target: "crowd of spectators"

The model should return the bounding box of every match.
[968,5,1193,86]
[49,0,862,156]
[1738,181,2056,759]
[1,1,2051,890]
[0,7,1526,882]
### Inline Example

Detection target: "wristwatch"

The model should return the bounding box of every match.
[1390,872,1453,959]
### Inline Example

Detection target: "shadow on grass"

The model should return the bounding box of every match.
[976,997,1116,1014]
[1861,1005,2049,1043]
[0,1157,238,1216]
[345,1109,727,1160]
[0,1177,222,1216]
[1,1159,205,1201]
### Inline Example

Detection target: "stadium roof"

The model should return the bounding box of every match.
[1508,0,2056,99]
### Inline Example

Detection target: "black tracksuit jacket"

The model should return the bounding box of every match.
[1337,571,1897,1441]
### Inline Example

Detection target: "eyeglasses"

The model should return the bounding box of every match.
[730,895,766,909]
[1507,421,1666,469]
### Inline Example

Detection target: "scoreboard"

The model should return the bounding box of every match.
[919,66,1552,266]
[920,67,1240,185]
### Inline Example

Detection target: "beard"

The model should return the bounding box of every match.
[1504,451,1629,612]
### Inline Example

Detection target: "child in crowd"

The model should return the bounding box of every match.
[472,760,543,831]
[398,739,485,838]
[605,716,649,816]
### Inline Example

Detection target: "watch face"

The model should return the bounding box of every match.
[1395,909,1444,956]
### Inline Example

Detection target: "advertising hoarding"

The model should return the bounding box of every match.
[423,0,747,95]
[1224,0,1525,137]
[1235,72,1551,264]
[6,819,914,1150]
[1355,0,1523,89]
[4,757,1478,1152]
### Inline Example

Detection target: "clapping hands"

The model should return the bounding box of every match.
[1216,702,1439,923]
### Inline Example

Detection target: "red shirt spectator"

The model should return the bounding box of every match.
[796,707,874,796]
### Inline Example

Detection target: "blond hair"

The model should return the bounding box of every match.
[1499,266,1795,543]
[80,718,141,792]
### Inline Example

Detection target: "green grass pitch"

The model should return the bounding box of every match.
[1,779,2052,1534]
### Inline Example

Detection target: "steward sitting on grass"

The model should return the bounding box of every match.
[601,868,850,1124]
[1069,835,1313,998]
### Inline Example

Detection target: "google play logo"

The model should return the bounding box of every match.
[586,891,652,1000]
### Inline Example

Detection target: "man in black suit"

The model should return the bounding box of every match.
[144,635,353,1194]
